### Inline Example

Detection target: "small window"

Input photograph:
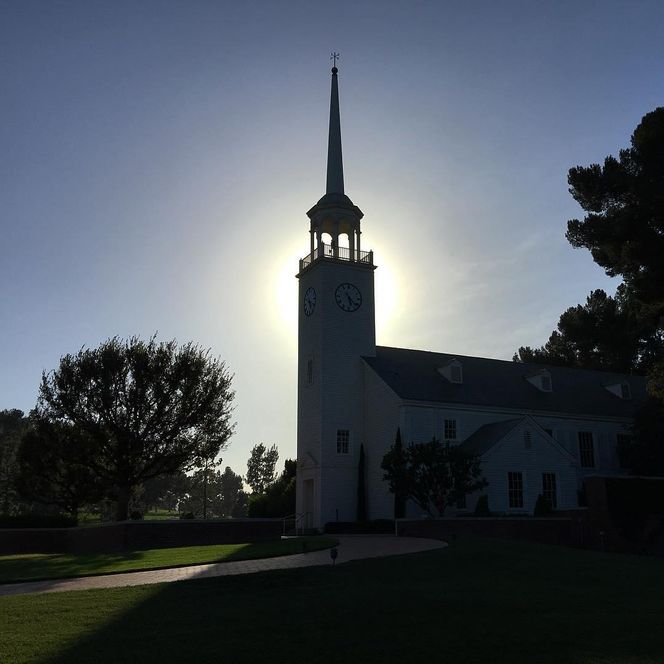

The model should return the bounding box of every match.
[336,429,350,455]
[307,359,313,385]
[508,472,523,509]
[578,432,595,468]
[456,493,466,509]
[450,364,463,383]
[540,375,552,392]
[444,419,457,441]
[542,473,557,509]
[621,383,631,399]
[523,430,532,449]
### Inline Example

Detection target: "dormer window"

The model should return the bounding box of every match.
[438,359,463,384]
[604,381,632,400]
[525,369,552,392]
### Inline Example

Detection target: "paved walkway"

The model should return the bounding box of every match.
[0,535,446,597]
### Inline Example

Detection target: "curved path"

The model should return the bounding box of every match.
[0,535,446,597]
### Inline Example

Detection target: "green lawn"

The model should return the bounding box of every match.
[1,537,663,664]
[0,537,336,583]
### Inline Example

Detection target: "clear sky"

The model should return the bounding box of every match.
[2,0,663,476]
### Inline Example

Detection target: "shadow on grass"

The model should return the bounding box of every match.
[0,550,146,584]
[2,538,664,664]
[0,537,335,584]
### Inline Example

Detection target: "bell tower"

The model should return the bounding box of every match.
[295,61,376,530]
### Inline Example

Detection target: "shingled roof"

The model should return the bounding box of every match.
[363,346,646,418]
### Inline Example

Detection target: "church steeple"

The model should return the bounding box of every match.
[300,57,371,274]
[326,63,344,195]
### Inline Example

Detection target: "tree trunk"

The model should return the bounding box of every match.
[116,484,130,521]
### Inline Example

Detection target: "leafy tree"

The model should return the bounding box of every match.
[514,288,663,372]
[0,409,28,515]
[566,107,664,317]
[382,438,487,517]
[15,418,103,521]
[380,428,407,518]
[139,472,190,513]
[619,398,664,476]
[36,336,235,520]
[246,443,279,494]
[218,466,248,517]
[247,459,296,518]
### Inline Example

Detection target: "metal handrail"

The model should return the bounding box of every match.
[300,243,373,272]
[281,511,313,536]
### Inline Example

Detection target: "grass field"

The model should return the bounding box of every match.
[1,536,663,663]
[0,537,336,583]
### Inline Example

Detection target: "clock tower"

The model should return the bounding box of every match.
[296,63,376,530]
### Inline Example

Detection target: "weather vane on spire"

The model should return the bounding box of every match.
[330,52,340,68]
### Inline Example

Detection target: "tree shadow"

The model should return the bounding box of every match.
[3,540,663,664]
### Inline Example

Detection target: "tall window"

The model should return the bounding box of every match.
[444,419,457,441]
[578,432,595,468]
[621,383,631,399]
[508,472,524,508]
[336,429,350,455]
[542,473,557,508]
[307,359,313,385]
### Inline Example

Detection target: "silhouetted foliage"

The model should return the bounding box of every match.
[0,409,29,515]
[139,472,190,513]
[15,418,103,521]
[247,458,295,518]
[566,107,664,317]
[35,336,235,521]
[534,494,553,517]
[619,397,664,476]
[381,428,407,519]
[514,288,663,373]
[382,437,487,517]
[515,109,664,378]
[474,494,490,516]
[180,465,248,518]
[357,444,367,522]
[245,443,279,495]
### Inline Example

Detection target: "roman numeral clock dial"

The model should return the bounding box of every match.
[335,283,362,312]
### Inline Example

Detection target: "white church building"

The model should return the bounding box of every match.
[295,65,646,530]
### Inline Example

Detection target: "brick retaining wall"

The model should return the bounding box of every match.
[396,516,588,547]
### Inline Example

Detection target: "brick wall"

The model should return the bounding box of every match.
[396,516,586,547]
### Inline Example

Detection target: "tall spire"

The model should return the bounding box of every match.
[326,59,344,195]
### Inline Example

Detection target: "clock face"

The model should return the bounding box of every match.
[303,287,316,316]
[335,283,362,312]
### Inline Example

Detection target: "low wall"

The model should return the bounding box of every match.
[396,516,587,547]
[0,519,282,555]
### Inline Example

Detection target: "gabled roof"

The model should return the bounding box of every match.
[460,418,522,456]
[363,346,646,418]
